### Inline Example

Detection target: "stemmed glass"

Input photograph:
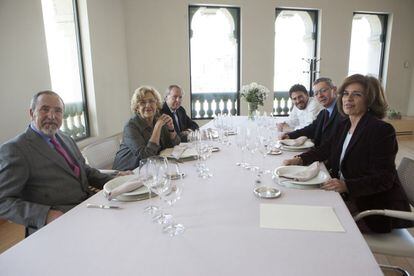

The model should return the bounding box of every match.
[235,126,247,167]
[150,156,173,223]
[139,158,158,214]
[161,178,185,236]
[196,142,213,178]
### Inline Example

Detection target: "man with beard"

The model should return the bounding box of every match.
[277,84,322,131]
[0,91,127,235]
[280,77,345,148]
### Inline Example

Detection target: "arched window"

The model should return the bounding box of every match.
[348,13,388,80]
[273,9,318,115]
[189,6,240,118]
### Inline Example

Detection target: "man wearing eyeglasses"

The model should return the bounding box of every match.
[277,84,323,132]
[162,85,199,142]
[280,77,345,148]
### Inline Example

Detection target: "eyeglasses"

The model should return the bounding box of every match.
[313,87,330,96]
[340,91,364,98]
[139,99,157,106]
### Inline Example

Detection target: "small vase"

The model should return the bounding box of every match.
[247,102,258,120]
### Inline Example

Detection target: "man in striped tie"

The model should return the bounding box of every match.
[279,77,346,148]
[0,91,129,235]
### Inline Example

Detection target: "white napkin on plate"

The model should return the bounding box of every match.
[279,161,320,181]
[105,177,144,200]
[280,136,308,147]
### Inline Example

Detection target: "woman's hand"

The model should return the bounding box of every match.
[155,114,172,129]
[283,156,303,166]
[321,178,348,193]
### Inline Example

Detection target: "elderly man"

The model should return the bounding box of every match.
[280,77,345,148]
[277,84,322,131]
[162,85,199,142]
[0,91,124,235]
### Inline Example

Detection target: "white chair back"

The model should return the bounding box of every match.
[397,157,414,206]
[81,134,121,169]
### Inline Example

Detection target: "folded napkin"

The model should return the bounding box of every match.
[105,177,144,200]
[160,145,198,160]
[279,161,320,182]
[280,136,308,147]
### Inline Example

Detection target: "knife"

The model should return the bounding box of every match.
[86,203,121,209]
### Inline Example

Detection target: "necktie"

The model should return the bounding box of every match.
[173,111,181,132]
[323,110,330,127]
[50,138,81,178]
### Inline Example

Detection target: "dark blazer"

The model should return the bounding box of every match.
[161,102,199,142]
[0,127,113,233]
[113,114,180,171]
[288,101,345,148]
[300,113,413,233]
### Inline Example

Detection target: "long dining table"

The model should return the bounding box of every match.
[0,116,382,276]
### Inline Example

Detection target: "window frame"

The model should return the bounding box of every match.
[71,0,90,140]
[188,5,241,120]
[350,12,388,81]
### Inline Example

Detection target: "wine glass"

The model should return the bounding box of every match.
[235,126,247,167]
[161,179,185,236]
[150,156,173,224]
[139,158,158,214]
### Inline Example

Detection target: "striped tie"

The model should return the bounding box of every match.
[50,138,80,178]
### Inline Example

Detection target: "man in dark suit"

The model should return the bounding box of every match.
[161,85,199,142]
[280,77,345,148]
[0,91,124,235]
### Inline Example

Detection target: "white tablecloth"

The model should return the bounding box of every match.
[0,116,382,276]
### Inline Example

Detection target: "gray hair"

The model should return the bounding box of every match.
[164,84,184,99]
[30,90,65,111]
[313,77,335,88]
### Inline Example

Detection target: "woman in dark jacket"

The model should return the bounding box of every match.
[284,74,412,233]
[113,86,180,171]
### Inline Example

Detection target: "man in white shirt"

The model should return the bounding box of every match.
[277,84,323,131]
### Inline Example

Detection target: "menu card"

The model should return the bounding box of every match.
[260,203,345,232]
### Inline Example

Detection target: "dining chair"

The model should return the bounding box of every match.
[354,157,414,276]
[81,133,122,170]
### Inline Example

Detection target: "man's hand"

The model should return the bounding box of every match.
[46,209,63,224]
[278,133,289,140]
[276,122,286,132]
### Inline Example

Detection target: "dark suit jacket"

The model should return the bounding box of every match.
[161,102,199,142]
[0,127,113,233]
[288,102,345,148]
[300,113,412,233]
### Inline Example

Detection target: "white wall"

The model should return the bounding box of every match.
[0,0,51,142]
[0,0,131,144]
[1,0,414,144]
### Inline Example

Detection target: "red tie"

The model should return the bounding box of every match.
[50,138,80,178]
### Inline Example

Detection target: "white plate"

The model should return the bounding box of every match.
[281,140,314,151]
[274,166,329,185]
[103,175,150,201]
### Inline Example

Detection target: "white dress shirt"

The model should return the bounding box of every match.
[285,97,323,130]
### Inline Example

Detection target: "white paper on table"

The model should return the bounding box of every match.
[260,203,345,232]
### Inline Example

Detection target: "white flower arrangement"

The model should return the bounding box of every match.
[240,82,269,107]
